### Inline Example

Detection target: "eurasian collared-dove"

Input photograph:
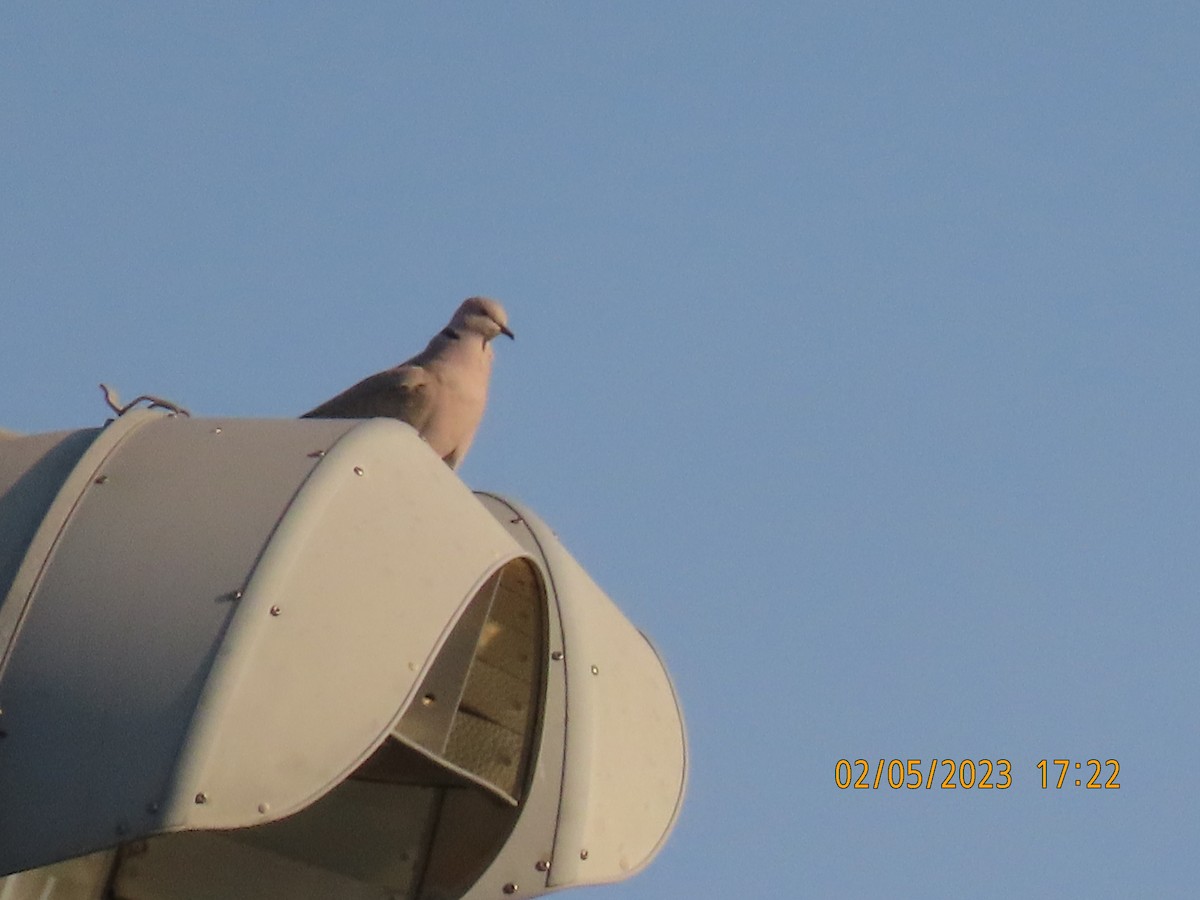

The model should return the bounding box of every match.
[302,297,514,469]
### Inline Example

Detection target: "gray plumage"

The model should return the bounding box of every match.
[302,297,514,469]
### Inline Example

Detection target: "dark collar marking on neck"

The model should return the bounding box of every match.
[440,326,461,340]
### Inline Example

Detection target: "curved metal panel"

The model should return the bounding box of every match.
[0,413,358,876]
[456,497,567,900]
[0,415,524,877]
[0,412,155,680]
[163,417,525,831]
[0,427,102,653]
[110,556,547,900]
[474,494,688,892]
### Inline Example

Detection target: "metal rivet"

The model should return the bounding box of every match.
[194,793,207,804]
[590,665,599,675]
[510,516,523,525]
[580,849,589,860]
[422,694,436,706]
[211,427,222,434]
[94,474,109,485]
[269,605,282,617]
[307,449,326,458]
[502,884,518,895]
[353,466,365,476]
[551,650,564,661]
[535,860,550,872]
[258,802,270,814]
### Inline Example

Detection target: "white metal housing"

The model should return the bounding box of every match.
[0,411,685,899]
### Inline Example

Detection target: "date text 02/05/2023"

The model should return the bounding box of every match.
[834,759,1121,790]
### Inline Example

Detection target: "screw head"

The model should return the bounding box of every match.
[194,792,207,805]
[94,474,109,485]
[353,466,365,476]
[502,884,518,895]
[551,650,564,661]
[535,860,550,872]
[590,665,600,675]
[269,605,282,617]
[258,802,270,814]
[580,849,589,860]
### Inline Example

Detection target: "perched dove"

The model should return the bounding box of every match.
[302,297,514,469]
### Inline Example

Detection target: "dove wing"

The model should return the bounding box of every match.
[301,364,437,434]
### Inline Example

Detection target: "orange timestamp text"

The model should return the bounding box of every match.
[835,758,1010,790]
[834,758,1122,790]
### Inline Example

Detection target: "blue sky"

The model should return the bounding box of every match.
[3,3,1199,897]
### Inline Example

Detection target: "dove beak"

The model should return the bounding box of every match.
[500,324,515,340]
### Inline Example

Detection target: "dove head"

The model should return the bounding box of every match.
[450,296,514,342]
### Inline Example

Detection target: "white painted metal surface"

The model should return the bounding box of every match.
[163,417,523,832]
[0,414,686,898]
[0,413,523,877]
[473,495,688,893]
[0,427,99,655]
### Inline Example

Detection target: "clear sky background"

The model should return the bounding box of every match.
[3,3,1198,897]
